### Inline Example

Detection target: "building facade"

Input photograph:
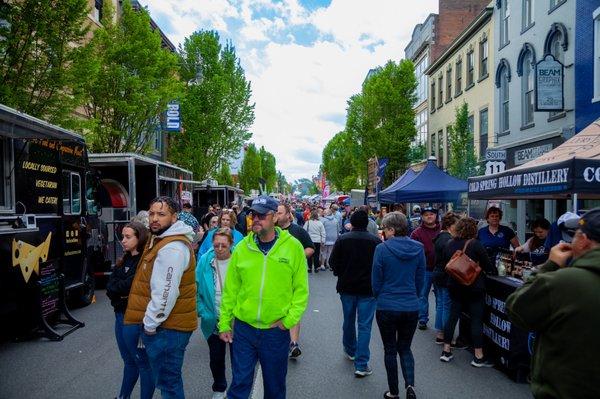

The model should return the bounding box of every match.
[575,1,600,133]
[426,7,495,170]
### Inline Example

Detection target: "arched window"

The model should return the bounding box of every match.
[496,59,511,134]
[517,43,536,127]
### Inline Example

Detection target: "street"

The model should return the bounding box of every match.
[0,271,531,399]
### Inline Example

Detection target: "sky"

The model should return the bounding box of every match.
[143,0,439,182]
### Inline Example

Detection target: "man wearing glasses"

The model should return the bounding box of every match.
[218,195,309,399]
[507,208,600,399]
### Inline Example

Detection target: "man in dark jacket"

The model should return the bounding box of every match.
[330,210,381,378]
[410,206,441,330]
[506,208,600,399]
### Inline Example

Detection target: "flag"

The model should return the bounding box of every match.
[376,158,389,194]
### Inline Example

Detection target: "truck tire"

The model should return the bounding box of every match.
[69,273,95,309]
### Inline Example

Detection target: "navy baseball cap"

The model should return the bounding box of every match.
[250,196,279,214]
[578,207,600,242]
[421,206,437,215]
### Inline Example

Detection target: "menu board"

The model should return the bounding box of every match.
[39,261,60,318]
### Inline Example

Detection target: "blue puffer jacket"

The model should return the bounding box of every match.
[372,236,426,312]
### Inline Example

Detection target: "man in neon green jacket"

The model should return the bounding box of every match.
[218,195,309,399]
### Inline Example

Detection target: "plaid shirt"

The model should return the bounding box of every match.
[178,211,200,233]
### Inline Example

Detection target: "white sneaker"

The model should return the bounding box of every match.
[212,392,226,399]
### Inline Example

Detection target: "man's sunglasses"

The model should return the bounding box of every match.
[250,211,273,220]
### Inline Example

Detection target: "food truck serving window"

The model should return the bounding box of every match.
[62,171,81,215]
[0,137,14,212]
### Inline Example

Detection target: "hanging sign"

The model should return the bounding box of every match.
[165,101,181,132]
[535,55,564,111]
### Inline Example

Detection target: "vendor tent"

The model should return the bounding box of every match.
[378,159,468,203]
[468,119,600,200]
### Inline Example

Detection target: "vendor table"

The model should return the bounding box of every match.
[483,276,531,382]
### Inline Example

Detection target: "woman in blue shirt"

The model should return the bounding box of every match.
[477,207,520,262]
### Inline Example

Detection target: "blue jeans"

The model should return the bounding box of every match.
[340,294,376,371]
[433,284,451,332]
[418,270,434,324]
[228,319,290,399]
[142,328,192,399]
[375,310,418,395]
[116,313,154,399]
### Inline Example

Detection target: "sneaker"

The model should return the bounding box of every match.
[406,386,417,399]
[212,392,226,399]
[354,367,373,378]
[289,342,302,359]
[435,337,444,345]
[440,351,453,362]
[308,268,313,273]
[343,350,355,361]
[417,322,427,330]
[383,392,399,398]
[314,267,319,273]
[319,266,326,271]
[471,356,494,368]
[451,339,468,350]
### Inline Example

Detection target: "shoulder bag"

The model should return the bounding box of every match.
[445,239,481,286]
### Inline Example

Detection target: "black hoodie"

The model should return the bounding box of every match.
[106,253,141,313]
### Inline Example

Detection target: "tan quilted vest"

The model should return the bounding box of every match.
[124,234,197,332]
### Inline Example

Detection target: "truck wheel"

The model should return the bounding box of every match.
[69,273,95,308]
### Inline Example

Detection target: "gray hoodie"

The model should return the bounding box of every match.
[321,215,339,245]
[143,220,194,332]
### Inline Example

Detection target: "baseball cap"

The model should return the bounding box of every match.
[558,212,580,242]
[249,195,279,214]
[578,207,600,242]
[421,206,437,215]
[412,205,421,213]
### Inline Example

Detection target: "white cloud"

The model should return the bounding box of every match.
[142,0,438,182]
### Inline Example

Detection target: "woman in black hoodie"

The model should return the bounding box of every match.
[439,217,496,368]
[106,221,153,399]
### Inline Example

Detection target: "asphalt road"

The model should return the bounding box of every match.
[0,271,532,399]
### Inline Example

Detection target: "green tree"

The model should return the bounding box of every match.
[216,162,234,186]
[448,102,478,179]
[359,59,418,185]
[169,30,254,180]
[0,0,90,121]
[72,1,181,153]
[238,143,261,192]
[276,171,290,194]
[322,130,361,192]
[259,146,277,193]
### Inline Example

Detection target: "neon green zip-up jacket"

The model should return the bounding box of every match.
[218,227,309,332]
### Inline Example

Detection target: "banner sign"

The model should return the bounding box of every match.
[165,101,181,132]
[535,55,564,111]
[376,158,389,194]
[367,158,378,195]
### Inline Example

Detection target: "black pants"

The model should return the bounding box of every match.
[309,243,321,269]
[444,291,485,348]
[376,310,418,396]
[207,333,231,393]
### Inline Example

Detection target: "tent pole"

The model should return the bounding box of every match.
[573,193,578,213]
[467,200,471,217]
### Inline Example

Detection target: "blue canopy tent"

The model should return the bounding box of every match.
[378,159,468,203]
[378,168,418,203]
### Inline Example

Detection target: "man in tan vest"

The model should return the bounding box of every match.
[125,196,197,399]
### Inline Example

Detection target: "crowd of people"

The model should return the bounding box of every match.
[105,194,600,399]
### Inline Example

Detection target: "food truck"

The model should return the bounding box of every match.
[0,105,105,340]
[193,183,244,217]
[88,153,197,273]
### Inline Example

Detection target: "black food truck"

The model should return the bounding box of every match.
[0,105,106,340]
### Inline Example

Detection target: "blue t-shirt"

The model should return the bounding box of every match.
[477,225,516,259]
[254,230,279,255]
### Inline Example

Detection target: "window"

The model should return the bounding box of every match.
[500,68,510,133]
[430,132,437,158]
[446,67,452,102]
[479,38,489,78]
[522,0,534,30]
[500,0,510,47]
[93,0,103,21]
[438,75,443,108]
[468,115,475,135]
[437,129,444,167]
[0,138,13,211]
[431,81,436,112]
[479,108,489,158]
[414,55,429,105]
[594,8,600,102]
[521,51,535,126]
[549,0,566,12]
[467,50,475,87]
[455,58,463,94]
[62,171,81,215]
[415,110,428,146]
[152,129,162,154]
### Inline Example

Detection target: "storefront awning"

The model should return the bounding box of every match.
[468,119,600,200]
